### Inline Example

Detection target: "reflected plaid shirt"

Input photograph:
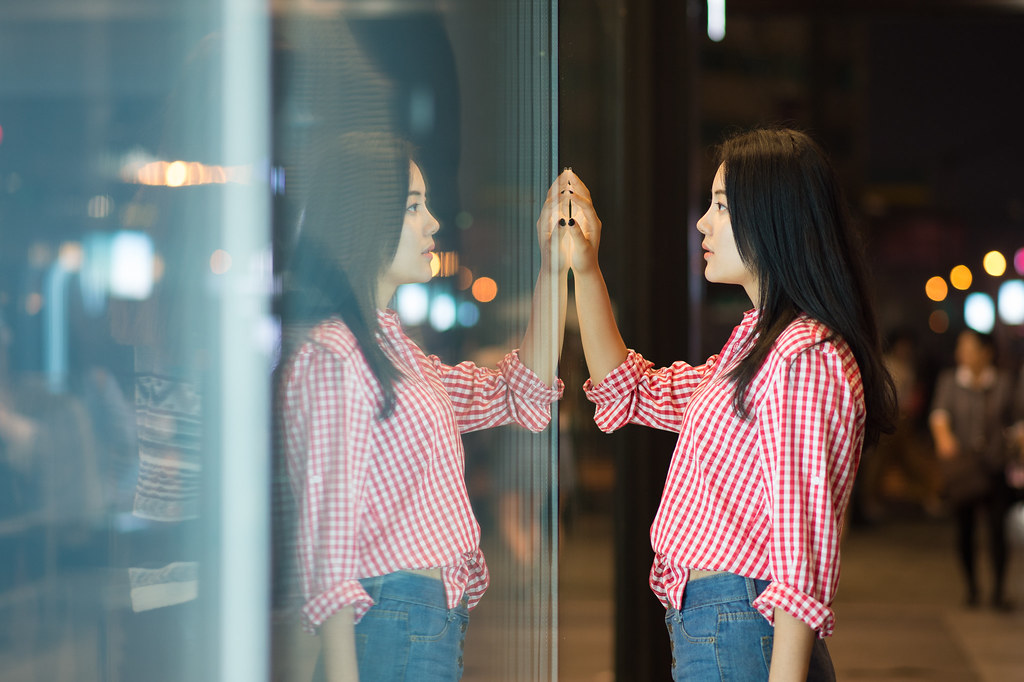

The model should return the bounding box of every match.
[585,310,865,636]
[279,310,562,630]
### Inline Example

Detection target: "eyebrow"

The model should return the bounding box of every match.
[713,189,727,198]
[408,190,423,196]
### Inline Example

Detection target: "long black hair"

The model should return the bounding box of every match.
[282,131,412,418]
[720,128,896,447]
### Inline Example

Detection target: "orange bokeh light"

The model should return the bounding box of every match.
[928,310,949,334]
[456,266,473,291]
[925,276,948,302]
[949,265,973,290]
[471,276,498,303]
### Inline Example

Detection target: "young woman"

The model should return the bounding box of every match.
[565,128,896,681]
[276,132,570,681]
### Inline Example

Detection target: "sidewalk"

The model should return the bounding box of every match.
[830,516,1024,681]
[556,512,1024,681]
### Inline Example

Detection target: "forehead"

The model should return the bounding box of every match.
[408,161,426,192]
[712,163,726,192]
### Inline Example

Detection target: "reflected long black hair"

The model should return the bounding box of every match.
[283,131,412,418]
[720,128,897,447]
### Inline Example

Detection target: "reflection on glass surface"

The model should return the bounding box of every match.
[0,0,272,680]
[271,3,562,678]
[0,0,557,680]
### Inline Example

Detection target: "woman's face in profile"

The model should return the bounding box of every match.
[379,161,441,293]
[696,164,757,299]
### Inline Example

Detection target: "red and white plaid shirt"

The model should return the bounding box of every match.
[585,310,864,636]
[279,310,562,630]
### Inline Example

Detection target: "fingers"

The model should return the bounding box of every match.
[565,168,592,201]
[544,168,597,234]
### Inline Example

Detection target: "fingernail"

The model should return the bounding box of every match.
[568,219,576,226]
[559,219,566,226]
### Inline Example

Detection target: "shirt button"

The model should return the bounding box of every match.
[310,475,322,484]
[811,475,823,485]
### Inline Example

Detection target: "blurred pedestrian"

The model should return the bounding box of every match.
[929,329,1015,610]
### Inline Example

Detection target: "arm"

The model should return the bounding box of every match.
[518,171,572,386]
[769,609,815,682]
[279,340,375,631]
[753,344,861,639]
[563,171,628,385]
[322,607,359,682]
[929,411,959,460]
[929,373,958,461]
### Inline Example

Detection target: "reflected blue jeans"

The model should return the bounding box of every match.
[665,573,835,681]
[354,571,469,682]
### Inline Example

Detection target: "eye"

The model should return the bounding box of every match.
[715,202,728,212]
[407,203,421,213]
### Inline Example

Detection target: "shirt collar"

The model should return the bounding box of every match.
[376,308,401,330]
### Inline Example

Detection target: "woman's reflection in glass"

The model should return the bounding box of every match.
[277,131,570,681]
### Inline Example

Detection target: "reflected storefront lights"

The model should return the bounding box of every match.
[471,275,498,303]
[396,283,430,326]
[429,292,457,332]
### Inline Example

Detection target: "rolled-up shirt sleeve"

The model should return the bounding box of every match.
[583,350,715,433]
[281,345,374,630]
[433,349,563,434]
[752,345,863,637]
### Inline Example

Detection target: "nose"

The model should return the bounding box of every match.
[695,210,710,235]
[425,207,440,236]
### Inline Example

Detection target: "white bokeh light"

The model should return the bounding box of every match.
[964,292,995,333]
[396,284,429,326]
[429,293,456,332]
[110,231,154,300]
[998,280,1024,325]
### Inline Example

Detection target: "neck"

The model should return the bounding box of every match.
[743,282,760,309]
[376,279,395,310]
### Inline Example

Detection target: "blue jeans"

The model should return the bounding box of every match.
[665,573,835,681]
[312,571,469,682]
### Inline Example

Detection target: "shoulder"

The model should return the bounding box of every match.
[773,315,852,364]
[278,318,365,381]
[307,317,361,362]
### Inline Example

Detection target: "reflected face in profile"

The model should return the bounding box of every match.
[696,164,757,302]
[380,162,440,296]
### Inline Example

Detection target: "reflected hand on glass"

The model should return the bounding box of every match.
[536,169,573,275]
[562,170,602,276]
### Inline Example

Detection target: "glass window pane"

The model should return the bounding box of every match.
[271,2,559,681]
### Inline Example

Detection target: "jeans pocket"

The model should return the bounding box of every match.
[354,608,410,681]
[678,604,717,643]
[407,602,455,642]
[760,633,774,672]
